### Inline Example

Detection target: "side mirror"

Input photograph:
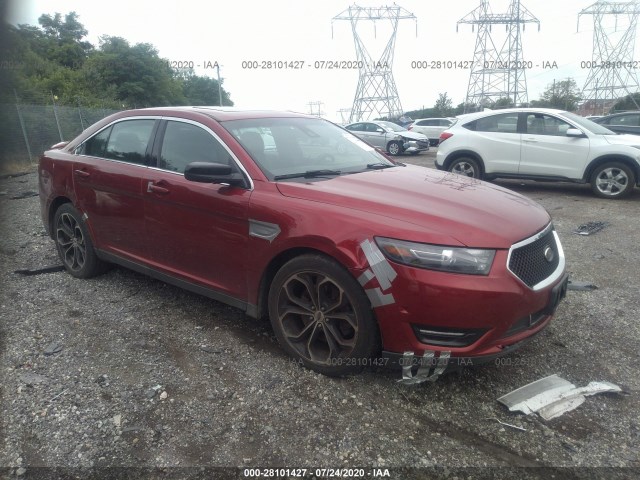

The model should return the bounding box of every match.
[184,162,248,187]
[566,128,585,138]
[376,128,385,133]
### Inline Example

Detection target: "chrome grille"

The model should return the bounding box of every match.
[508,225,563,290]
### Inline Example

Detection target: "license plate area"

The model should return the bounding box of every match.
[543,273,569,315]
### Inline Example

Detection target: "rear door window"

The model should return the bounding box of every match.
[472,113,520,133]
[104,120,156,164]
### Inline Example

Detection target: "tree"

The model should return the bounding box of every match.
[182,73,233,106]
[37,12,93,69]
[83,36,184,107]
[493,97,515,109]
[434,93,454,117]
[5,13,235,109]
[612,93,640,113]
[532,78,581,111]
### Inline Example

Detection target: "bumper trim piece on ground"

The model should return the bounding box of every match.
[497,374,622,420]
[398,350,451,385]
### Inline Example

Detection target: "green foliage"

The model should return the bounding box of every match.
[433,93,454,117]
[182,72,232,106]
[4,12,233,108]
[493,97,515,109]
[612,93,640,113]
[531,78,581,111]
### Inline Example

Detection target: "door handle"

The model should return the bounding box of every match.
[74,169,90,178]
[147,181,169,194]
[523,138,538,143]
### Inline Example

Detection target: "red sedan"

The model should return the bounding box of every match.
[38,107,568,382]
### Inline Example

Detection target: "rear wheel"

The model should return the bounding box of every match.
[53,203,108,278]
[590,162,635,199]
[268,254,379,376]
[448,157,482,179]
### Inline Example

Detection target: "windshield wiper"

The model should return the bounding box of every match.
[366,163,395,170]
[274,169,342,180]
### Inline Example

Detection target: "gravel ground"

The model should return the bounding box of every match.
[1,154,639,480]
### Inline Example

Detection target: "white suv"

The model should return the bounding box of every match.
[436,108,640,199]
[409,118,456,146]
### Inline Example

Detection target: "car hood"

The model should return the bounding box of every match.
[394,131,428,141]
[276,165,551,249]
[602,133,640,147]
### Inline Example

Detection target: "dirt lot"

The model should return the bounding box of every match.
[1,153,639,479]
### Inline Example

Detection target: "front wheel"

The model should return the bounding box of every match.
[268,254,379,376]
[387,141,403,156]
[448,157,482,179]
[590,162,635,199]
[53,203,108,278]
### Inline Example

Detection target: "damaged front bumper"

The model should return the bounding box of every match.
[402,139,430,153]
[380,328,543,384]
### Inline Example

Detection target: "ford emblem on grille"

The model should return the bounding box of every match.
[543,245,555,262]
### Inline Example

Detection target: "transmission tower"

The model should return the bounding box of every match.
[307,101,325,117]
[333,4,417,123]
[579,1,640,112]
[458,0,539,110]
[337,108,352,124]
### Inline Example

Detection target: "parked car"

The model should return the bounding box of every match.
[593,111,640,136]
[39,107,567,379]
[436,108,640,199]
[408,117,456,146]
[344,120,429,155]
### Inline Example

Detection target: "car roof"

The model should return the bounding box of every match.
[453,107,570,122]
[413,117,455,121]
[129,106,314,121]
[597,111,640,118]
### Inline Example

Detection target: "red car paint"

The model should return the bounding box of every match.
[39,107,567,367]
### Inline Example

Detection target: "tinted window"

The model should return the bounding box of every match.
[78,126,112,157]
[525,113,571,136]
[346,123,364,131]
[440,119,452,126]
[104,120,155,164]
[611,114,640,126]
[365,123,382,132]
[417,120,435,126]
[159,121,231,173]
[473,113,519,133]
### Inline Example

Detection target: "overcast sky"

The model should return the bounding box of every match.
[7,0,636,121]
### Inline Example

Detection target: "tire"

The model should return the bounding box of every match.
[53,203,108,278]
[590,162,636,199]
[448,157,482,179]
[268,254,379,376]
[387,141,403,156]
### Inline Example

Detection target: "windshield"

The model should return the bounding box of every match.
[376,121,406,132]
[222,117,396,181]
[562,111,616,135]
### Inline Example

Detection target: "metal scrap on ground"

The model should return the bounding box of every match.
[567,280,598,291]
[573,221,608,236]
[497,374,622,421]
[14,265,65,276]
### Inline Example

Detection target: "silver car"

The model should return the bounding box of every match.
[345,120,430,155]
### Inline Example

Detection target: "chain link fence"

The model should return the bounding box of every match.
[0,98,119,172]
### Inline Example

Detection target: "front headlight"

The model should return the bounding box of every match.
[375,237,495,275]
